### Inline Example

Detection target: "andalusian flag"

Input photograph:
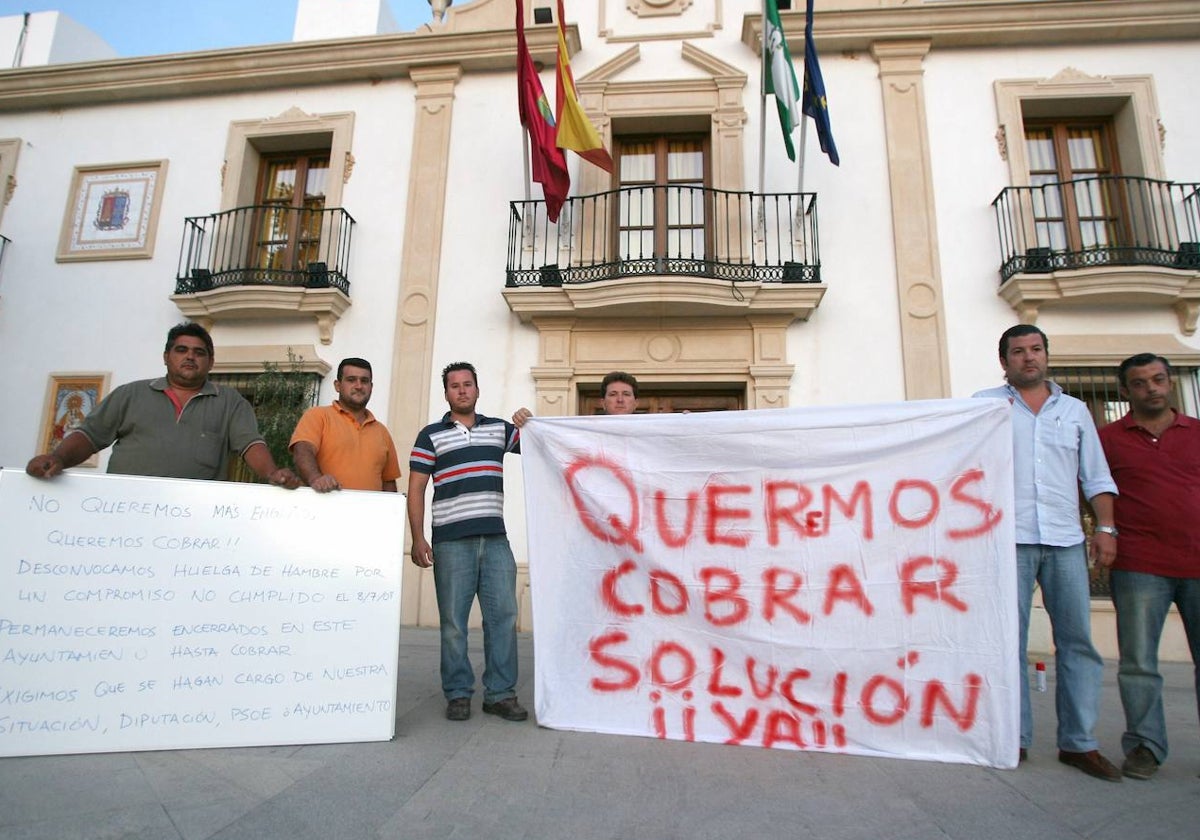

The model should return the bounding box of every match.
[517,0,570,220]
[554,0,613,172]
[763,0,801,161]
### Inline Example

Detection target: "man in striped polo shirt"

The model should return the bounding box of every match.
[407,361,528,722]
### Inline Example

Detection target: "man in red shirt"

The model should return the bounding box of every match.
[1099,353,1200,780]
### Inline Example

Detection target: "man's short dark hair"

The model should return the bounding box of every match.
[165,322,214,357]
[337,357,372,380]
[442,362,477,389]
[601,371,639,398]
[1117,353,1172,387]
[998,324,1048,360]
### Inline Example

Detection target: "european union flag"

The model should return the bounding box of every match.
[801,0,840,166]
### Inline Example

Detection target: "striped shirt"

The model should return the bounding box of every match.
[410,412,520,542]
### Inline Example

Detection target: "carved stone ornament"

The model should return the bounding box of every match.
[1046,66,1100,84]
[995,125,1008,161]
[627,0,693,19]
[269,105,317,122]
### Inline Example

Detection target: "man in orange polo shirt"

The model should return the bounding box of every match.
[290,358,400,492]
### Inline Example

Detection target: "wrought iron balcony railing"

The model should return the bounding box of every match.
[993,175,1200,283]
[175,205,355,295]
[507,186,820,287]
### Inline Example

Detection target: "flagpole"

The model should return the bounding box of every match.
[794,110,809,243]
[522,130,532,204]
[795,0,811,238]
[796,0,816,198]
[516,0,529,210]
[796,73,809,196]
[757,0,767,197]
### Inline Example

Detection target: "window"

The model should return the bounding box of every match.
[1052,364,1200,428]
[991,75,1200,330]
[172,110,355,343]
[1024,119,1122,253]
[222,110,352,211]
[252,151,330,277]
[995,73,1164,187]
[616,135,709,264]
[209,368,321,483]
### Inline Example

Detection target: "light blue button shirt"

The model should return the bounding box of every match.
[973,381,1117,546]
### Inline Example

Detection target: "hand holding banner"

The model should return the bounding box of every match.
[0,470,404,757]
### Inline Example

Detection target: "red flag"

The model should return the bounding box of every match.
[517,0,570,222]
[554,0,612,172]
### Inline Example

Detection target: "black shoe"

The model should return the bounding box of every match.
[1122,745,1159,780]
[1019,748,1028,763]
[1058,749,1122,782]
[482,696,528,721]
[446,697,471,721]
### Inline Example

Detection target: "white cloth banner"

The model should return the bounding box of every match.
[521,399,1018,767]
[0,469,404,757]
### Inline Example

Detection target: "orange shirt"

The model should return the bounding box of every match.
[289,402,401,491]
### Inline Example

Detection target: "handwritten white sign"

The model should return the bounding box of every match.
[520,399,1020,768]
[0,469,404,757]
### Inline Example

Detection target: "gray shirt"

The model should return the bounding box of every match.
[75,377,264,480]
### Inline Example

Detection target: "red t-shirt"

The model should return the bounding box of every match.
[1099,411,1200,578]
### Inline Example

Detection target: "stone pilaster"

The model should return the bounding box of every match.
[871,40,951,400]
[388,64,462,627]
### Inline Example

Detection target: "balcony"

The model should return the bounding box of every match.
[502,187,825,322]
[993,176,1200,334]
[170,205,355,344]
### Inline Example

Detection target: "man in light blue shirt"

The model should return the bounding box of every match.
[974,324,1122,781]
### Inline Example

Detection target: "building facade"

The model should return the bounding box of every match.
[1,0,1197,656]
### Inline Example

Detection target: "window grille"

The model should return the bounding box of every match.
[210,370,322,483]
[1051,364,1200,426]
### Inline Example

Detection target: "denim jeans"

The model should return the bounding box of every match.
[431,534,519,704]
[1016,543,1104,751]
[1110,569,1200,763]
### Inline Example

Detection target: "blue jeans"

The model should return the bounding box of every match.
[1110,569,1200,763]
[1016,544,1104,751]
[431,534,519,704]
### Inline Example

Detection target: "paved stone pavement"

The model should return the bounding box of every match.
[2,628,1198,840]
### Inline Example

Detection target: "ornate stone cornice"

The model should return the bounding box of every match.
[170,287,351,345]
[742,0,1200,52]
[999,266,1200,336]
[0,25,574,113]
[502,279,826,323]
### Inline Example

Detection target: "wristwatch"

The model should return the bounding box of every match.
[1094,525,1119,537]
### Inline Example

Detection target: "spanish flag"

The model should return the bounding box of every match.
[517,0,570,220]
[554,0,613,172]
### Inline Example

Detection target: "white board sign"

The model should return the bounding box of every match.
[0,469,405,757]
[521,399,1019,768]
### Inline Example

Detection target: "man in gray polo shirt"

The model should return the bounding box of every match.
[26,322,299,487]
